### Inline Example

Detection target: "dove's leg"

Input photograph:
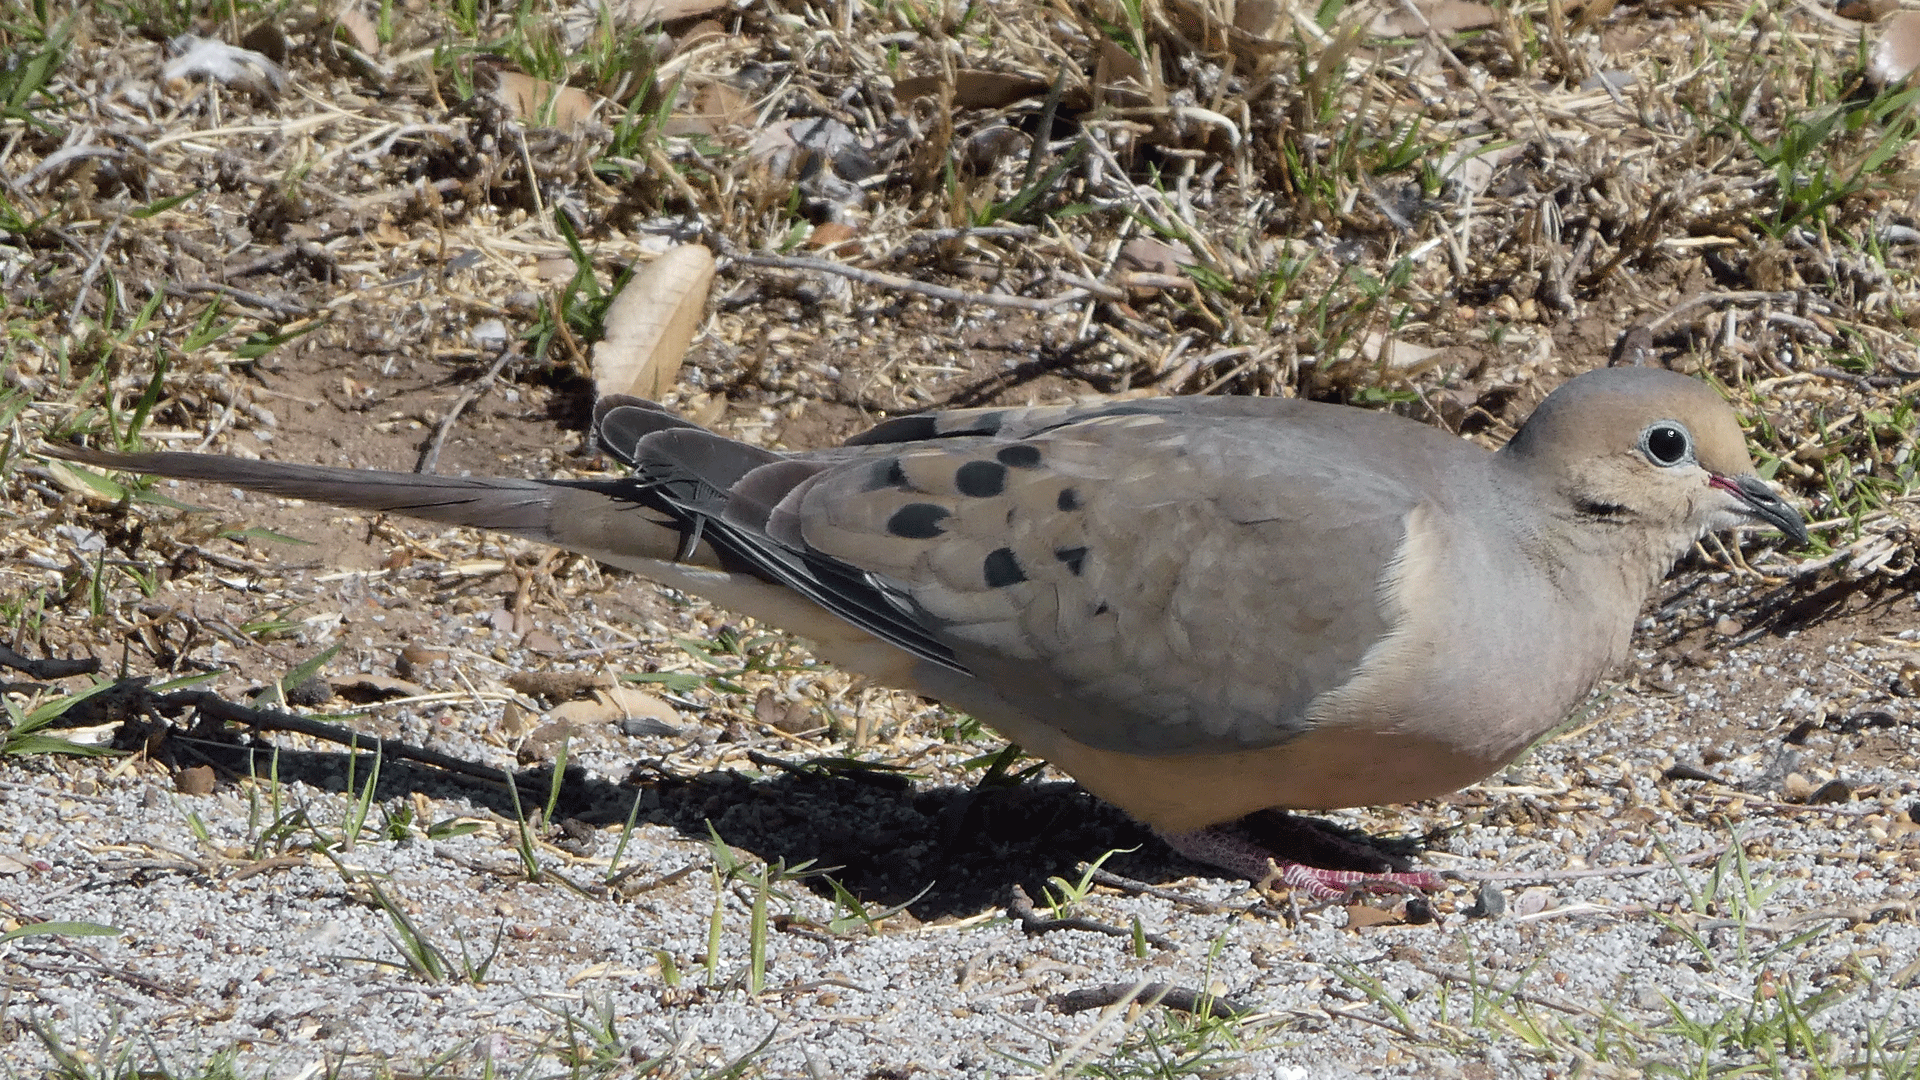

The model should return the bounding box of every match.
[1158,812,1445,900]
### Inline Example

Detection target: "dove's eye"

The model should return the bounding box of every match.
[1641,422,1692,467]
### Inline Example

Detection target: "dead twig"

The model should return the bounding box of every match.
[1006,883,1175,950]
[417,347,520,474]
[156,688,535,792]
[1048,980,1256,1019]
[1081,865,1238,915]
[0,645,101,680]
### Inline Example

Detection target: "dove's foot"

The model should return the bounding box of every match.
[1158,811,1444,900]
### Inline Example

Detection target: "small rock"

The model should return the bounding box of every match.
[1807,779,1853,805]
[518,720,579,763]
[175,765,217,796]
[396,645,449,679]
[284,677,333,707]
[1464,881,1507,919]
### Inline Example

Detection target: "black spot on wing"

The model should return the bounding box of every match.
[866,456,911,491]
[983,547,1026,587]
[1054,546,1087,576]
[886,503,950,538]
[996,444,1042,468]
[954,460,1007,497]
[1057,487,1080,512]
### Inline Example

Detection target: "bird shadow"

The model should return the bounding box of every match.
[181,733,1213,919]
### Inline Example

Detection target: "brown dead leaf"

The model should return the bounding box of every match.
[669,19,729,55]
[593,244,715,401]
[1344,903,1403,930]
[893,70,1056,110]
[506,669,613,702]
[546,686,683,727]
[493,71,602,128]
[1117,237,1194,276]
[807,221,861,251]
[663,80,753,138]
[1235,0,1284,36]
[1839,0,1897,21]
[335,6,380,54]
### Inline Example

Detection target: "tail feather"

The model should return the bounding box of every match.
[45,446,626,552]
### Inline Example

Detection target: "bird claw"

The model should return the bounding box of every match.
[1161,818,1444,901]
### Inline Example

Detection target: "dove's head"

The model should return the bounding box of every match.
[1500,366,1808,555]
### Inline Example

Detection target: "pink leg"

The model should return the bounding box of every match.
[1158,817,1446,900]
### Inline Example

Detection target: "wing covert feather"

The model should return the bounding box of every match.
[781,405,1444,753]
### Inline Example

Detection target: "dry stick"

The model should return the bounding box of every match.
[1006,883,1176,950]
[0,645,100,680]
[417,347,519,474]
[728,250,1092,313]
[162,689,531,791]
[1084,866,1239,914]
[166,281,313,318]
[1646,290,1808,330]
[1048,981,1257,1019]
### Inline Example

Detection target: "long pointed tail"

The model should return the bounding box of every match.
[41,446,698,568]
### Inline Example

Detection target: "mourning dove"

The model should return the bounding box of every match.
[48,366,1806,896]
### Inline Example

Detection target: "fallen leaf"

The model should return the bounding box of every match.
[1358,332,1444,371]
[807,221,861,250]
[335,5,380,54]
[547,687,683,727]
[493,70,602,127]
[893,70,1055,109]
[1344,904,1402,929]
[593,244,715,400]
[1838,0,1897,21]
[506,669,613,702]
[663,79,752,137]
[1117,237,1194,276]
